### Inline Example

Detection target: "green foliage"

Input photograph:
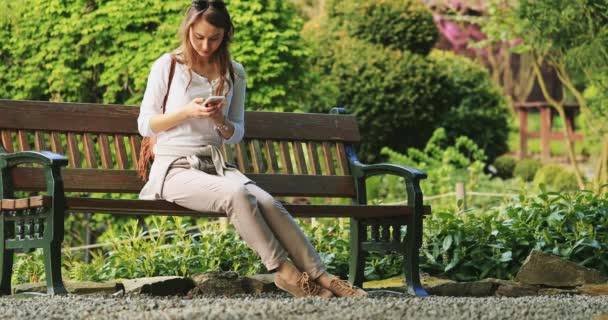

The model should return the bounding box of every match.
[428,50,510,162]
[493,155,517,180]
[229,0,309,111]
[533,164,580,193]
[312,37,450,162]
[367,128,491,203]
[333,0,438,55]
[12,250,45,285]
[422,190,608,281]
[513,158,542,182]
[0,0,307,111]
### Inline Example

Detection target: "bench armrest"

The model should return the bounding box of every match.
[0,150,68,169]
[351,162,427,182]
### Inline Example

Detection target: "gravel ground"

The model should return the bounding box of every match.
[1,292,608,320]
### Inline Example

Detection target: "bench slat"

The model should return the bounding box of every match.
[114,134,129,169]
[64,197,430,218]
[34,131,48,151]
[293,141,307,175]
[1,130,14,153]
[50,132,64,155]
[307,142,322,175]
[322,142,336,176]
[336,143,350,175]
[278,141,293,174]
[98,134,113,169]
[17,130,30,151]
[67,133,82,168]
[235,141,249,172]
[0,100,361,142]
[11,167,357,197]
[264,141,279,174]
[83,133,98,169]
[129,135,141,166]
[248,140,264,173]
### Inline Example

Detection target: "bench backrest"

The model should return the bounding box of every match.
[0,100,361,198]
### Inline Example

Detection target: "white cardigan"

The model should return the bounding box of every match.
[137,54,251,200]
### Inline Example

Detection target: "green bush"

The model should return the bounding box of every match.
[319,38,451,162]
[513,158,542,182]
[332,0,438,55]
[493,155,517,180]
[0,0,307,110]
[429,50,510,163]
[422,190,608,281]
[533,164,580,192]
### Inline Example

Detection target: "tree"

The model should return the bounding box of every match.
[481,0,608,190]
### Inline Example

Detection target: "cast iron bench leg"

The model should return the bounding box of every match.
[43,242,67,295]
[348,218,366,287]
[0,247,13,295]
[404,217,428,296]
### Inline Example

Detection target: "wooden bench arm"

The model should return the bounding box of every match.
[0,151,68,169]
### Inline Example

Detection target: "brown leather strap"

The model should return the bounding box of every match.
[161,55,177,114]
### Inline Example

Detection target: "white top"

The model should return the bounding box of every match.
[137,53,247,146]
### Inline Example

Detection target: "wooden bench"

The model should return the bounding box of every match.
[0,99,431,296]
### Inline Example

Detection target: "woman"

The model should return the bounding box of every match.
[137,0,367,299]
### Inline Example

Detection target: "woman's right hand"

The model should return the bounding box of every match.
[181,98,221,120]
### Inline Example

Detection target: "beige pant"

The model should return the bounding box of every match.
[162,163,326,278]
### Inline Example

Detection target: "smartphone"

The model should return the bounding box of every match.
[203,95,226,106]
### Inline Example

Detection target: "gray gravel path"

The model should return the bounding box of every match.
[1,292,607,320]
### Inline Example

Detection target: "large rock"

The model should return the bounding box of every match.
[13,281,121,295]
[242,274,280,294]
[425,279,500,297]
[121,276,195,296]
[190,271,246,297]
[516,250,608,287]
[578,284,608,296]
[495,282,540,297]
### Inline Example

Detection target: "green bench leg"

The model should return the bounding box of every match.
[348,218,366,287]
[404,219,428,296]
[43,242,67,295]
[0,247,13,295]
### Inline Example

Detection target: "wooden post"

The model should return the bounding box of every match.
[519,108,528,159]
[540,106,551,161]
[456,182,466,210]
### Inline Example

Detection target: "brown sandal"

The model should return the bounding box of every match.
[275,272,334,299]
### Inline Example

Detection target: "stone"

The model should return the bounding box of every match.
[13,281,121,295]
[578,284,608,296]
[121,276,195,296]
[425,280,499,297]
[242,274,280,294]
[516,250,608,287]
[538,288,580,295]
[190,271,246,297]
[495,283,540,297]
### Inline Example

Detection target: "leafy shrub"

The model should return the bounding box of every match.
[533,164,580,192]
[304,36,451,162]
[428,50,510,163]
[0,0,307,111]
[493,155,517,179]
[513,158,542,182]
[422,190,608,281]
[331,0,438,55]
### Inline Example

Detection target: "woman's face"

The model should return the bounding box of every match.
[189,19,225,59]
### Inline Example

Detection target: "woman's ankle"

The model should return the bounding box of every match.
[276,260,301,281]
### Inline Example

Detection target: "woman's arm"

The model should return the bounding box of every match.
[214,63,246,144]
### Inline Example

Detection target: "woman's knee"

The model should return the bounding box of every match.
[227,184,256,210]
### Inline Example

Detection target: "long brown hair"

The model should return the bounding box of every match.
[174,1,236,96]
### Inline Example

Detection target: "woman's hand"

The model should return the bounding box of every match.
[180,98,223,120]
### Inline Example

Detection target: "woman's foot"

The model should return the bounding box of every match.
[315,272,368,298]
[274,261,334,299]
